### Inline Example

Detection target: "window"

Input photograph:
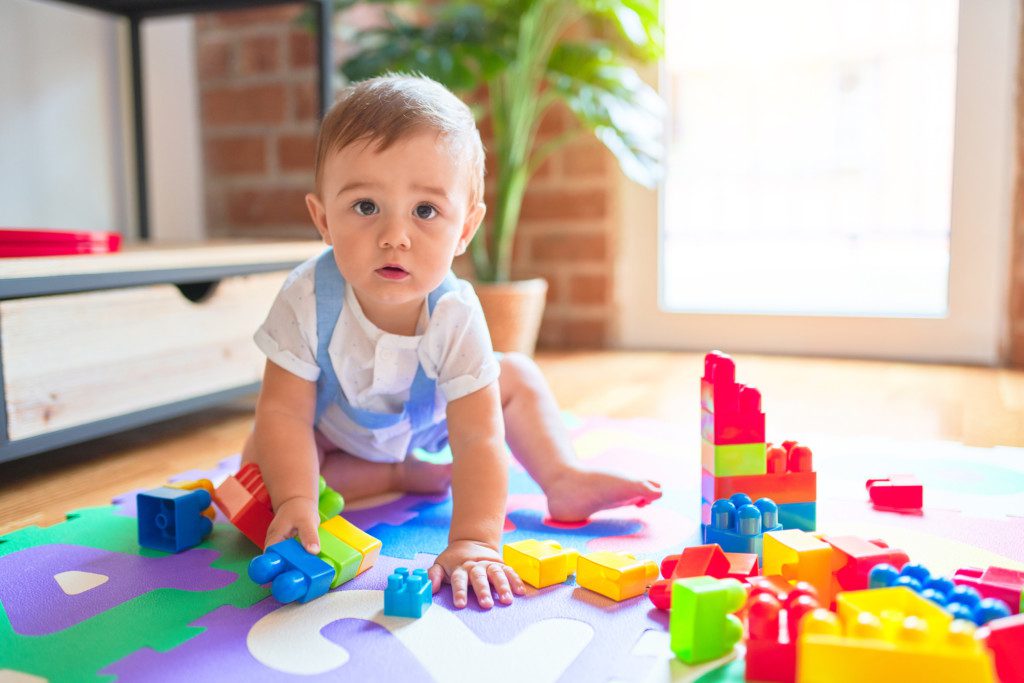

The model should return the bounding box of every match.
[617,0,1017,363]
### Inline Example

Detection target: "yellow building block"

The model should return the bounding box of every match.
[762,530,835,605]
[320,515,381,575]
[503,540,579,589]
[577,551,658,601]
[837,587,952,635]
[797,605,996,683]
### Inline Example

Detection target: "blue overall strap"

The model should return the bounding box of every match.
[313,249,348,422]
[404,271,460,430]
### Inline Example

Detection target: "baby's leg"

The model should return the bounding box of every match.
[499,353,662,521]
[316,431,452,500]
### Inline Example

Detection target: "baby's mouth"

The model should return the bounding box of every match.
[376,265,409,280]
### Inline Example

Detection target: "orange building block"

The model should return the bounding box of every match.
[762,530,836,606]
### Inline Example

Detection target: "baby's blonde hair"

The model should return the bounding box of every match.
[313,74,485,206]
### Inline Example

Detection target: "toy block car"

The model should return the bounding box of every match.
[384,568,432,618]
[650,544,758,610]
[137,486,214,553]
[576,551,658,602]
[249,538,335,604]
[212,463,275,549]
[702,494,782,558]
[502,539,579,589]
[669,576,746,665]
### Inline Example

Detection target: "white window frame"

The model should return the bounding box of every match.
[614,0,1019,364]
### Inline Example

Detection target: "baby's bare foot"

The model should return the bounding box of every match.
[394,455,453,495]
[545,468,662,522]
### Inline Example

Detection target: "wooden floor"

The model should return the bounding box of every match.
[2,351,1023,535]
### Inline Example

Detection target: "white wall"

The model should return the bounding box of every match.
[0,0,204,242]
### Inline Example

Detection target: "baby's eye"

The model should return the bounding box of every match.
[353,200,378,216]
[414,203,437,220]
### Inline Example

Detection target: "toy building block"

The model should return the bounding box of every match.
[577,551,658,602]
[168,479,217,522]
[384,568,432,618]
[869,562,1013,626]
[776,502,816,532]
[762,529,835,606]
[866,474,923,510]
[248,538,335,604]
[700,404,766,446]
[503,539,579,589]
[745,582,821,683]
[798,599,997,683]
[702,494,782,558]
[701,440,767,477]
[320,515,381,575]
[317,476,344,522]
[701,350,741,414]
[979,613,1024,683]
[650,544,758,610]
[822,534,909,591]
[317,526,362,588]
[953,565,1024,613]
[212,463,275,549]
[669,576,746,665]
[137,486,214,553]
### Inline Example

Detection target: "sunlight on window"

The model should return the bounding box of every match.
[662,0,958,317]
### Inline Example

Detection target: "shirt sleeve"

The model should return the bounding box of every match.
[420,278,501,402]
[253,258,322,382]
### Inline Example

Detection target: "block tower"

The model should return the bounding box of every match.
[700,351,817,531]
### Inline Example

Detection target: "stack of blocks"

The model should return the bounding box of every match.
[701,351,817,531]
[702,493,782,559]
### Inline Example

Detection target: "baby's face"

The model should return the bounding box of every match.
[307,130,484,326]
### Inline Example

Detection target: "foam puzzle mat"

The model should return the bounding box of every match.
[2,415,1023,682]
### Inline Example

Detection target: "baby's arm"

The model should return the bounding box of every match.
[249,359,322,553]
[426,381,526,608]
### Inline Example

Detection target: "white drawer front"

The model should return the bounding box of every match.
[1,273,283,440]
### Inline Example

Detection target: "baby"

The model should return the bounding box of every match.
[242,74,662,609]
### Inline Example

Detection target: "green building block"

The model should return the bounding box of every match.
[701,440,766,477]
[317,526,362,588]
[317,477,345,523]
[669,576,746,664]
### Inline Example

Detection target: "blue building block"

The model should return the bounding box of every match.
[249,538,335,604]
[701,493,782,558]
[384,567,432,618]
[777,501,816,531]
[868,561,1013,625]
[137,486,214,553]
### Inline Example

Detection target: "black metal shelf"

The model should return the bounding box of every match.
[48,0,333,240]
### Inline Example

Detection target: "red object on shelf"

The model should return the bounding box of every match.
[866,475,923,510]
[0,228,122,257]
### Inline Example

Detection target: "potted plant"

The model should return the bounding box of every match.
[335,0,664,353]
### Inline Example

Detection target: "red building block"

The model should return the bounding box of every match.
[954,566,1024,614]
[823,535,910,592]
[701,351,739,414]
[866,475,923,510]
[650,544,760,610]
[212,463,275,549]
[745,583,821,682]
[701,405,766,445]
[980,613,1024,683]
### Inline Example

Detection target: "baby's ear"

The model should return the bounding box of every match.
[457,202,486,255]
[305,193,332,245]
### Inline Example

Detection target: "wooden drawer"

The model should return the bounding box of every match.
[1,272,282,440]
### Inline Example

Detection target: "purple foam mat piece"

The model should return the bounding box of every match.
[0,544,234,635]
[103,553,663,682]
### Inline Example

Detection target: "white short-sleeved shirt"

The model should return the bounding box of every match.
[254,256,500,463]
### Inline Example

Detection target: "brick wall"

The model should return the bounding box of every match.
[1010,13,1024,366]
[195,8,617,349]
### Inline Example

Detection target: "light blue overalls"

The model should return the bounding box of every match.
[313,249,457,453]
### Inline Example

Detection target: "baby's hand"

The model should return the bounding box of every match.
[427,540,526,609]
[265,496,321,554]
